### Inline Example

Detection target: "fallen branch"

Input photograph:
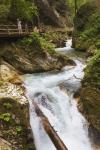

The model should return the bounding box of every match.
[73,74,82,80]
[33,102,68,150]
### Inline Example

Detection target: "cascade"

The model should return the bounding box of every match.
[24,39,92,150]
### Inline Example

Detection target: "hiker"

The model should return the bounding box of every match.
[34,26,39,33]
[25,23,28,33]
[17,19,22,34]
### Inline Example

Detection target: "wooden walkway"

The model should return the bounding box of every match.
[0,25,33,38]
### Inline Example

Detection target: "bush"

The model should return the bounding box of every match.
[16,125,23,133]
[19,32,55,54]
[3,102,12,109]
[0,113,11,122]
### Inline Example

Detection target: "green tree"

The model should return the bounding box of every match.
[0,4,9,23]
[9,0,38,22]
[68,0,90,15]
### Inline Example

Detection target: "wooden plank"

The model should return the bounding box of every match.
[0,32,33,38]
[33,102,68,150]
[0,29,27,31]
[0,23,33,38]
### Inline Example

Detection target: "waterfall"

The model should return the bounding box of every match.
[55,39,74,52]
[23,39,92,150]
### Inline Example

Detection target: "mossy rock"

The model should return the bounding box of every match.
[0,97,29,127]
[1,32,75,74]
[80,87,100,133]
[0,97,35,150]
[80,51,100,134]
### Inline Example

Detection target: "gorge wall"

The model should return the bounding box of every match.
[73,0,100,145]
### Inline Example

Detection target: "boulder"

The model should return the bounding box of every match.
[0,60,22,84]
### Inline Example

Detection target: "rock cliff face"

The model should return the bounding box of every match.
[73,0,100,142]
[73,0,100,55]
[34,0,72,27]
[0,38,75,74]
[0,60,35,150]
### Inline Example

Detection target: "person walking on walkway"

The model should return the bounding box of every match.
[25,23,28,33]
[17,19,22,34]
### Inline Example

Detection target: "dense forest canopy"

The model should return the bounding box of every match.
[0,0,91,24]
[0,0,38,23]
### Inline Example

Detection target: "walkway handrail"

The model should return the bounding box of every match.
[0,24,33,37]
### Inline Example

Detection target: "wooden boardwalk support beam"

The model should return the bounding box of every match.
[33,102,68,150]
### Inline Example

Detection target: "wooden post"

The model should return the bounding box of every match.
[33,102,68,150]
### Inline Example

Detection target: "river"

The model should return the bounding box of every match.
[23,39,93,150]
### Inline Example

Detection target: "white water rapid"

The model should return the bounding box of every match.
[24,39,93,150]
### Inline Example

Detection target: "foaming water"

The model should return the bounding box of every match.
[24,40,92,150]
[55,39,74,53]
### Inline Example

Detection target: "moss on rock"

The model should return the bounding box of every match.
[0,62,35,149]
[0,96,35,149]
[79,51,100,134]
[73,0,100,55]
[1,32,75,74]
[73,2,100,135]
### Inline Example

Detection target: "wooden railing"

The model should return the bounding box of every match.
[0,25,33,38]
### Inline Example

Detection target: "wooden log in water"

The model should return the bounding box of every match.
[33,102,68,150]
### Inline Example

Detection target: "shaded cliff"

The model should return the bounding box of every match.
[34,0,72,27]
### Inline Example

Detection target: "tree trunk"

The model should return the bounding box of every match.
[75,0,77,15]
[33,102,68,150]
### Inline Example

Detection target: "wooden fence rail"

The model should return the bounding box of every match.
[0,25,33,38]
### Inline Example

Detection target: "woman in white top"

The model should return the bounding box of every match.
[17,19,22,34]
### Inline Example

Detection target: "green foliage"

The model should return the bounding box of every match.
[68,0,90,9]
[19,32,55,54]
[16,125,22,133]
[9,0,38,22]
[68,0,91,16]
[3,102,12,109]
[74,1,100,53]
[0,0,38,23]
[0,113,11,122]
[0,4,9,22]
[87,51,100,66]
[84,51,100,88]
